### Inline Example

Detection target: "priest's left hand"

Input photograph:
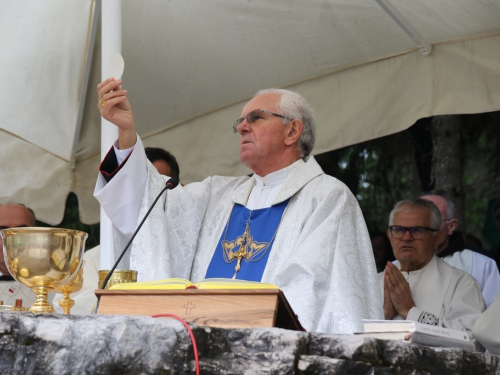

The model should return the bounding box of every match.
[384,262,416,319]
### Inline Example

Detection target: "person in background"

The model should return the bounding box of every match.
[145,147,180,180]
[380,198,485,336]
[464,233,484,251]
[0,203,52,309]
[421,194,500,307]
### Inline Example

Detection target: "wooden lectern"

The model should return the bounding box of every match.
[95,289,304,331]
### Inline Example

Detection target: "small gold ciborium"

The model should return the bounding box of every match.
[1,227,87,314]
[54,260,85,314]
[98,269,137,289]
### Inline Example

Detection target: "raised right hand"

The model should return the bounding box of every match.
[97,78,137,149]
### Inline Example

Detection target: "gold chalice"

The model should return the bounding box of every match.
[1,227,87,314]
[54,260,85,314]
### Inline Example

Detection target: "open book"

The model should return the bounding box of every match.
[109,277,280,290]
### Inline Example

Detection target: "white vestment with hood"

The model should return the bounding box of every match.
[95,136,383,333]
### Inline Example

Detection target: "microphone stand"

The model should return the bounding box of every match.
[94,177,179,312]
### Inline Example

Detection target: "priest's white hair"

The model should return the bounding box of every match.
[255,88,316,159]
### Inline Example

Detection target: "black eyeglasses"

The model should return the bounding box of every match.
[389,226,438,240]
[232,109,294,133]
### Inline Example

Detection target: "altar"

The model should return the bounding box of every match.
[0,312,498,374]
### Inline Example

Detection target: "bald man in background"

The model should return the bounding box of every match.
[0,203,51,308]
[421,194,499,307]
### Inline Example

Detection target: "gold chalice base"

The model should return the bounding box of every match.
[54,261,85,315]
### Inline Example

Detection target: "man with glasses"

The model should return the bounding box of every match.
[94,78,383,333]
[421,194,499,307]
[380,198,485,335]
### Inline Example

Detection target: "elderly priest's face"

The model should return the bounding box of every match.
[235,93,294,174]
[388,205,439,272]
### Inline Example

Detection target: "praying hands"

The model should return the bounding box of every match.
[383,261,416,319]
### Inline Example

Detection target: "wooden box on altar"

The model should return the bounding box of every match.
[95,288,303,330]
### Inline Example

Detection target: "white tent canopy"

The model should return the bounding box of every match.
[1,0,500,225]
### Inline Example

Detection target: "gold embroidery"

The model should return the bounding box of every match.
[221,201,291,279]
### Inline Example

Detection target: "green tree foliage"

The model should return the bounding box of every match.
[316,111,500,248]
[316,131,418,233]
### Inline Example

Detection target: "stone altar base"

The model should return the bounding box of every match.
[0,313,498,374]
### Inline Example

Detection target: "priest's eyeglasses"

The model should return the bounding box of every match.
[389,226,438,240]
[233,109,294,133]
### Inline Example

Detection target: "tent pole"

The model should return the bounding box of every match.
[100,0,121,270]
[375,0,432,55]
[70,1,100,170]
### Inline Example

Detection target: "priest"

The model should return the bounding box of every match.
[380,198,485,335]
[94,78,383,333]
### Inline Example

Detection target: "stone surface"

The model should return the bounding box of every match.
[298,355,378,375]
[197,328,306,375]
[0,313,193,374]
[0,313,499,374]
[307,333,383,364]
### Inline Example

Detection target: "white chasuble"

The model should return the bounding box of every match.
[95,136,383,333]
[378,256,486,335]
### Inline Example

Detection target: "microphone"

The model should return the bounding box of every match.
[99,177,179,290]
